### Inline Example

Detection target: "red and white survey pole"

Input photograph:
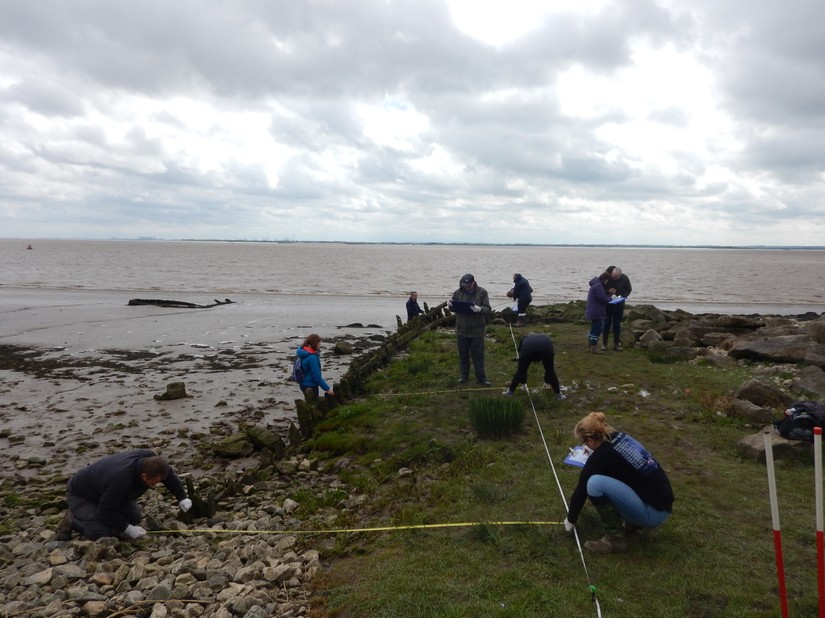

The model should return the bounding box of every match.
[764,429,790,618]
[815,426,824,617]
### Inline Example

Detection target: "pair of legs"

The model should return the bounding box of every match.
[586,475,670,529]
[603,305,625,347]
[516,297,531,324]
[457,335,487,383]
[588,319,604,346]
[507,349,559,394]
[67,493,141,540]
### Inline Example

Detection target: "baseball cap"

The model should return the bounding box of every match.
[460,274,474,284]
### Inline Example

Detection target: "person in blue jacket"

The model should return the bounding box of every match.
[55,449,191,541]
[296,333,334,397]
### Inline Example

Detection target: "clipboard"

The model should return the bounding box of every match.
[451,300,476,315]
[564,446,591,468]
[609,296,626,305]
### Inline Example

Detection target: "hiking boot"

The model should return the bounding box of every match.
[55,511,73,541]
[458,378,468,384]
[601,343,608,351]
[586,502,627,553]
[478,380,492,386]
[502,389,514,397]
[584,535,628,554]
[623,521,641,536]
[555,393,566,401]
[614,344,623,352]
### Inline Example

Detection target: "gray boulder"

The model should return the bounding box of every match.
[737,428,813,463]
[728,334,812,365]
[733,378,793,408]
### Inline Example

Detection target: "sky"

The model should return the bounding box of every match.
[1,0,824,245]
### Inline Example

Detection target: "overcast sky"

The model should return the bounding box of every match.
[1,1,824,245]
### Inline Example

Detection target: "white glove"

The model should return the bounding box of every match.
[179,498,193,512]
[123,524,147,539]
[448,300,454,309]
[563,518,574,534]
[470,304,481,313]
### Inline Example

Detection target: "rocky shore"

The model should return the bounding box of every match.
[2,454,360,617]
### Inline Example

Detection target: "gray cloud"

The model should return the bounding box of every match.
[0,0,823,244]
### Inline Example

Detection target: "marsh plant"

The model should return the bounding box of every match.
[468,397,525,438]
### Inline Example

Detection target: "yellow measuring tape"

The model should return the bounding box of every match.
[150,520,563,535]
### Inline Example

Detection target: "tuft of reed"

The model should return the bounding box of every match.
[468,397,525,438]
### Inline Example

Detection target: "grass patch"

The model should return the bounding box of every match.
[304,321,819,617]
[469,397,525,438]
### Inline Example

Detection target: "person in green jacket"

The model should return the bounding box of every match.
[450,273,492,386]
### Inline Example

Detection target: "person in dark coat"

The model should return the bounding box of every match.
[602,266,632,351]
[406,291,424,321]
[585,272,612,353]
[450,273,492,386]
[563,412,674,554]
[55,449,191,541]
[509,273,533,326]
[502,333,564,400]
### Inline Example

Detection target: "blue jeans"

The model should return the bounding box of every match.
[586,475,670,529]
[588,319,604,345]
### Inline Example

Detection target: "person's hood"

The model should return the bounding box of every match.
[589,276,602,286]
[297,347,316,359]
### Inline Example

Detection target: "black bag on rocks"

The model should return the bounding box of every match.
[774,400,825,442]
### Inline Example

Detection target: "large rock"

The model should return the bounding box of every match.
[738,427,814,463]
[728,335,812,364]
[805,317,825,344]
[244,426,286,457]
[733,379,793,408]
[793,366,825,399]
[728,399,774,424]
[212,433,254,458]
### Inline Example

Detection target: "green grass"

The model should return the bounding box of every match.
[304,322,821,617]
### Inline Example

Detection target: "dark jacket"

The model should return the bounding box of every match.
[512,275,533,302]
[567,432,674,524]
[67,449,186,533]
[451,284,491,337]
[585,276,610,320]
[518,333,553,356]
[297,346,331,392]
[406,297,424,320]
[612,273,632,298]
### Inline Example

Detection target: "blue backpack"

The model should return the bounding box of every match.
[291,357,306,383]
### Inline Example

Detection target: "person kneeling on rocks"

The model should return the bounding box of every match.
[563,412,674,554]
[55,449,192,541]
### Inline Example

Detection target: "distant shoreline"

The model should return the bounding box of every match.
[4,237,825,251]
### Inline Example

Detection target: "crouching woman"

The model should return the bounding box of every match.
[564,412,674,553]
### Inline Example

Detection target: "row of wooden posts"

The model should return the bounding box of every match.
[294,301,455,440]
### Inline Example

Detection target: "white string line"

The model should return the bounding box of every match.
[508,324,602,618]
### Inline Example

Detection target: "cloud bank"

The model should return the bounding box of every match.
[1,0,823,244]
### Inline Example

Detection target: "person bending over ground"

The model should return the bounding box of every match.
[56,449,191,541]
[502,332,564,400]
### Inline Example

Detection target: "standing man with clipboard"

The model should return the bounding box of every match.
[450,274,492,386]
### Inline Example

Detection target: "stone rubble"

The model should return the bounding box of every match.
[0,457,356,617]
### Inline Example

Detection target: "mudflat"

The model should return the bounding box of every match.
[0,289,391,481]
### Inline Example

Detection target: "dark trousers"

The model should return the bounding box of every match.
[67,493,141,540]
[517,297,532,315]
[457,335,487,382]
[508,349,560,393]
[603,304,625,344]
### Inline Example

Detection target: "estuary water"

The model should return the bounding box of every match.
[1,239,824,352]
